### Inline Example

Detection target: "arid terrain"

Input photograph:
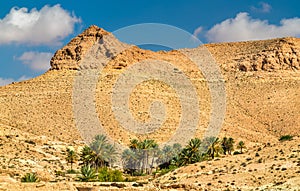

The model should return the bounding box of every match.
[0,26,299,190]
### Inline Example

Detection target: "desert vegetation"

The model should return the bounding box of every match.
[66,148,78,172]
[21,173,39,183]
[279,135,293,141]
[57,134,248,182]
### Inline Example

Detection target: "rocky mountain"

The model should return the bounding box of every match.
[0,25,299,190]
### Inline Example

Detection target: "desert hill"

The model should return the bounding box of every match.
[0,25,299,190]
[156,136,300,190]
[0,25,299,143]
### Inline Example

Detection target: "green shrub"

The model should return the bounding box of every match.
[130,171,146,176]
[154,164,178,176]
[24,140,36,145]
[98,167,123,182]
[55,170,65,176]
[77,165,97,182]
[66,169,78,174]
[123,176,138,182]
[233,151,240,155]
[257,158,263,163]
[21,173,39,182]
[279,135,293,141]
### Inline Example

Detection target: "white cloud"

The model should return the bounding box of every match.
[0,78,14,86]
[193,26,203,38]
[205,12,300,42]
[0,4,81,45]
[251,2,272,13]
[17,51,53,71]
[0,76,31,86]
[191,26,203,42]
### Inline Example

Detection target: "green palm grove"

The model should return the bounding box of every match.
[62,134,246,181]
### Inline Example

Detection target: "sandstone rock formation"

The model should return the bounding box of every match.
[50,25,110,70]
[207,37,300,72]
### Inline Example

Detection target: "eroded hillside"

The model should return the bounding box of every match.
[0,26,299,144]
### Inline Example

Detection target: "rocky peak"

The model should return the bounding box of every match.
[50,25,110,70]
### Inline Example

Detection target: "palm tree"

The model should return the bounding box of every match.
[124,139,159,174]
[122,149,136,172]
[221,137,235,155]
[104,144,118,167]
[178,148,192,166]
[206,137,223,159]
[227,137,235,155]
[80,146,96,167]
[148,141,159,173]
[186,138,202,162]
[237,141,246,154]
[221,137,228,154]
[129,139,139,150]
[91,135,108,156]
[90,135,117,168]
[138,139,155,174]
[159,145,173,164]
[176,138,203,166]
[187,138,202,152]
[66,148,78,171]
[172,143,182,155]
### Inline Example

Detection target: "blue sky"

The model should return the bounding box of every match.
[0,0,300,85]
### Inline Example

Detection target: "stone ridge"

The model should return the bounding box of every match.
[50,25,110,70]
[206,37,300,72]
[49,25,300,72]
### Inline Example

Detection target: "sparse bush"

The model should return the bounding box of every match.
[98,167,123,182]
[8,165,15,168]
[279,135,293,141]
[124,176,138,182]
[154,165,177,176]
[257,158,263,163]
[281,167,287,171]
[66,169,78,174]
[55,170,65,176]
[21,173,39,182]
[24,140,36,145]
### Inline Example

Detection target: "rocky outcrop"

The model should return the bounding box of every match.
[206,37,300,72]
[50,25,109,70]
